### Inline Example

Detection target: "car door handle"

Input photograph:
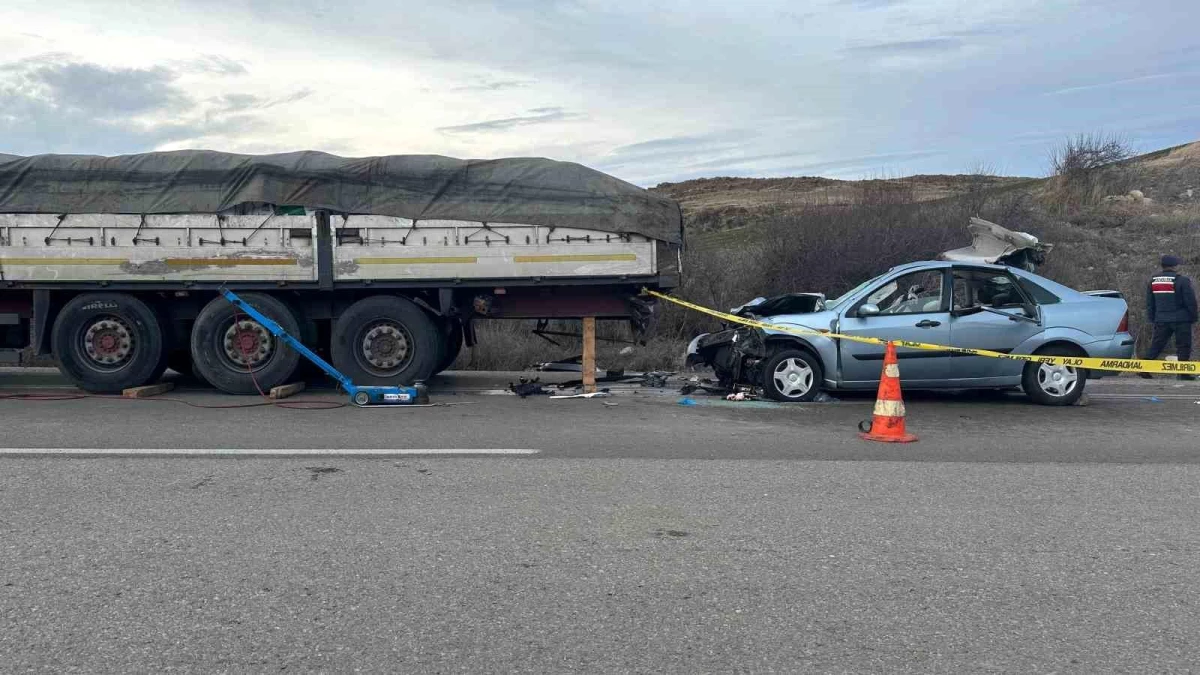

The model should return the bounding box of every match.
[914,319,942,328]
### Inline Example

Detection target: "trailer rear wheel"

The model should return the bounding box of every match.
[332,295,439,385]
[190,293,301,395]
[51,293,166,393]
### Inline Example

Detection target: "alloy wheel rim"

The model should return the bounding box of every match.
[1037,363,1078,397]
[773,358,814,398]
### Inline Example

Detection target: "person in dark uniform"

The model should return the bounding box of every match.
[1140,254,1198,380]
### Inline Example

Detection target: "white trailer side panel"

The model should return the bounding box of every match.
[0,213,658,283]
[0,214,316,282]
[332,216,655,281]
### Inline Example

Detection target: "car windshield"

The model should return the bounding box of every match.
[824,273,886,310]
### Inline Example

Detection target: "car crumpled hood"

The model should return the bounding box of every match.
[752,309,838,335]
[731,293,826,318]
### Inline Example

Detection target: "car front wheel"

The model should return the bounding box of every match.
[1022,346,1087,406]
[762,348,824,402]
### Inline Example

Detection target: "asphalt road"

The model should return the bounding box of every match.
[2,371,1199,672]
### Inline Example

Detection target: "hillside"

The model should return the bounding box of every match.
[650,142,1198,241]
[651,174,1037,234]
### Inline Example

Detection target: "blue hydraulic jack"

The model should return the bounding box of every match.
[221,289,429,407]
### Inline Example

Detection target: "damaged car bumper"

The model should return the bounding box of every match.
[685,327,770,380]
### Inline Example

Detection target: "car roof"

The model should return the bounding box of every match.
[887,260,1089,298]
[890,260,1010,273]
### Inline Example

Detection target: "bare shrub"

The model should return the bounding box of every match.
[1051,133,1134,176]
[960,162,999,217]
[1047,133,1136,212]
[853,176,917,207]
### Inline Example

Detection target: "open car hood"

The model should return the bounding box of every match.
[939,217,1052,271]
[731,293,826,318]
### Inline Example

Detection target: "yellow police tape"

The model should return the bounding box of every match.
[643,289,1199,375]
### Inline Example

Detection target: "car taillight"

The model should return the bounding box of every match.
[1117,310,1129,333]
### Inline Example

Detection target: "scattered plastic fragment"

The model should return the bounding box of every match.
[509,377,550,398]
[678,398,698,406]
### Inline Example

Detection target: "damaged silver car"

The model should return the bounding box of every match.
[686,222,1134,406]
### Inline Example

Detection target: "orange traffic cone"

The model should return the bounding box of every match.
[858,341,918,443]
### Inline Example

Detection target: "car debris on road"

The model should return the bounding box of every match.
[510,378,552,398]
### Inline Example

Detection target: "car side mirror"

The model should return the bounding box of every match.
[857,303,881,318]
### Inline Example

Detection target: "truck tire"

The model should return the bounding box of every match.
[332,295,439,385]
[51,293,166,393]
[433,320,464,375]
[190,293,301,395]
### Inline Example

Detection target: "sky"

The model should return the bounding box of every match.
[0,0,1197,186]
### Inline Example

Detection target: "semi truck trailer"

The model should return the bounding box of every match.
[0,150,682,394]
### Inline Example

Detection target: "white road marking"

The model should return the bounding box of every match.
[0,448,540,457]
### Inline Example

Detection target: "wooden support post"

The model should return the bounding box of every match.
[122,382,175,398]
[269,382,307,400]
[582,316,597,394]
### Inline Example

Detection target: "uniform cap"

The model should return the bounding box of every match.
[1162,254,1183,267]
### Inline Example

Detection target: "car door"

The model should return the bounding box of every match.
[946,267,1044,383]
[837,268,952,386]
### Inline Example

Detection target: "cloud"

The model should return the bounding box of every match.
[436,107,583,134]
[450,79,531,92]
[838,0,908,7]
[1,54,189,116]
[845,37,964,56]
[0,55,278,155]
[608,135,730,157]
[208,89,313,114]
[174,54,248,76]
[214,93,261,112]
[1047,73,1192,96]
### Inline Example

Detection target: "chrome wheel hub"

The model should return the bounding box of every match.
[223,320,274,368]
[83,317,135,367]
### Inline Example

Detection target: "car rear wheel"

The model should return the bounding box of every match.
[762,348,823,402]
[1022,345,1087,406]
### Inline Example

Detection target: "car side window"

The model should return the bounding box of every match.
[953,271,1029,309]
[1015,276,1061,305]
[866,270,945,315]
